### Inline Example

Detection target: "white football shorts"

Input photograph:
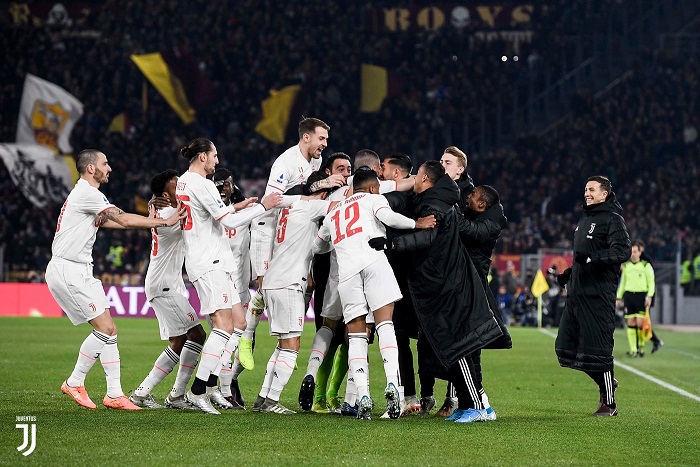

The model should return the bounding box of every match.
[150,291,200,340]
[46,258,108,325]
[193,270,240,315]
[264,286,304,337]
[337,256,402,323]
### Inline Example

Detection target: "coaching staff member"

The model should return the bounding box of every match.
[555,175,631,416]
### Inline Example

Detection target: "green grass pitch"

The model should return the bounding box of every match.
[0,317,699,466]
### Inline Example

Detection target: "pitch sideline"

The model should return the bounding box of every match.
[539,328,700,403]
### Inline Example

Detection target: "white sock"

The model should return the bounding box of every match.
[345,373,357,406]
[267,348,298,402]
[481,390,491,409]
[242,313,261,340]
[305,326,333,379]
[348,333,369,400]
[219,359,234,397]
[259,346,280,399]
[67,330,108,387]
[376,321,400,388]
[171,341,201,398]
[135,346,179,396]
[100,334,123,398]
[243,291,264,340]
[195,328,230,382]
[213,328,242,377]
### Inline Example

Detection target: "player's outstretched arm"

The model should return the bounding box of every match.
[232,197,259,211]
[100,204,185,229]
[218,192,283,230]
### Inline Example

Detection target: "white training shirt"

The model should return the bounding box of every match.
[264,199,331,290]
[176,170,237,281]
[251,144,323,237]
[145,205,186,300]
[317,192,415,282]
[51,178,115,264]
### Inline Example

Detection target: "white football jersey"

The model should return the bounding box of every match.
[252,145,323,236]
[51,178,115,263]
[317,193,413,282]
[176,171,236,281]
[264,199,331,290]
[225,224,250,270]
[145,206,186,300]
[225,223,251,291]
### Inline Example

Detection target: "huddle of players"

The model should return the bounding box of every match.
[130,118,505,420]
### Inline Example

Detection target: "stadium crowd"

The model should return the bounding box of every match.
[0,0,698,280]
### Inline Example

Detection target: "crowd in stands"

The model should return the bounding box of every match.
[0,0,697,281]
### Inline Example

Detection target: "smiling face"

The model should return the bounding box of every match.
[327,157,351,181]
[217,178,233,205]
[584,180,608,206]
[304,126,328,160]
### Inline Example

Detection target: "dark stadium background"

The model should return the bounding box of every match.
[1,1,698,317]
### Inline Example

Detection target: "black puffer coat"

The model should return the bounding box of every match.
[555,192,631,372]
[392,175,503,371]
[459,203,512,350]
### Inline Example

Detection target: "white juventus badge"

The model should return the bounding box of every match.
[588,223,596,234]
[16,416,37,456]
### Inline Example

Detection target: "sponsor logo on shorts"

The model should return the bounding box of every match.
[88,303,96,313]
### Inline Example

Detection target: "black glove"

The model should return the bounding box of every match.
[557,268,572,287]
[574,252,590,264]
[368,237,391,251]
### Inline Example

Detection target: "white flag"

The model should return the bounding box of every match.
[16,74,84,153]
[0,144,75,208]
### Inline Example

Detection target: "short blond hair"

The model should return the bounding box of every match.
[444,146,467,168]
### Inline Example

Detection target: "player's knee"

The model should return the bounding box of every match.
[169,335,188,353]
[187,325,207,345]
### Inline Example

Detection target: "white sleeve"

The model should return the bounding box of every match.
[199,180,230,220]
[277,195,301,208]
[83,189,115,216]
[264,159,291,195]
[373,197,415,229]
[313,225,332,254]
[378,179,398,194]
[218,204,266,230]
[306,200,332,221]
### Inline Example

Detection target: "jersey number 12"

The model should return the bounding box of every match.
[330,202,362,245]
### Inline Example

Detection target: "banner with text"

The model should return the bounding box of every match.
[0,283,316,321]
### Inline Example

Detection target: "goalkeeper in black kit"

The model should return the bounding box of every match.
[555,176,631,416]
